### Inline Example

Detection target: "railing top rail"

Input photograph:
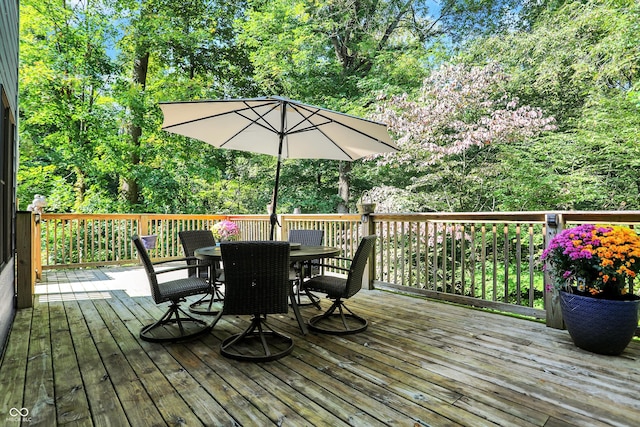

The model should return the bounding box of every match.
[38,210,640,224]
[372,211,640,224]
[280,214,361,220]
[143,214,227,220]
[227,215,271,220]
[372,212,549,222]
[41,213,143,219]
[40,213,228,220]
[560,211,640,223]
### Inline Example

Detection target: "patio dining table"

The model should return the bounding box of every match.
[194,244,341,335]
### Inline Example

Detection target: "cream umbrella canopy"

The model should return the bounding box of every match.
[159,96,398,239]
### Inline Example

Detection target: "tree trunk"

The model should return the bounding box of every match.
[74,166,87,208]
[337,161,351,213]
[121,51,149,206]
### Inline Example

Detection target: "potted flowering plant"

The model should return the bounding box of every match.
[212,219,240,242]
[542,224,640,298]
[541,224,640,355]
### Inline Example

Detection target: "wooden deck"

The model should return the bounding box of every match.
[1,266,639,427]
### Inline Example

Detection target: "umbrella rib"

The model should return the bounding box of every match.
[162,99,281,132]
[232,101,281,134]
[283,104,354,159]
[219,101,286,148]
[288,103,397,150]
[285,105,395,159]
[161,104,259,130]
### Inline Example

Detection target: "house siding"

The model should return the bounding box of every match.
[0,0,19,356]
[0,0,19,113]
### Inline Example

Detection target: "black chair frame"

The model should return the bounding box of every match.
[178,230,225,315]
[219,241,294,362]
[288,229,324,309]
[306,235,377,335]
[133,236,214,343]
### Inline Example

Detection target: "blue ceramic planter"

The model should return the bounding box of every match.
[559,291,639,355]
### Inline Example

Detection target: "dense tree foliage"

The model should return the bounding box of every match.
[458,0,640,210]
[19,0,119,211]
[17,0,640,214]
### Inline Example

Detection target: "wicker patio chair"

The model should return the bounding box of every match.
[305,235,377,335]
[178,230,224,315]
[219,241,294,362]
[132,235,213,342]
[288,229,324,309]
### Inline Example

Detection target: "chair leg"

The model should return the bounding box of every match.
[220,315,294,362]
[289,291,308,335]
[293,278,322,309]
[307,299,368,335]
[301,285,322,310]
[189,282,224,315]
[140,300,213,343]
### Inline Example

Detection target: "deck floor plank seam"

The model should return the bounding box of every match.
[90,297,205,426]
[0,309,33,423]
[274,303,538,427]
[206,319,376,426]
[23,293,57,426]
[49,299,92,425]
[76,298,164,426]
[117,289,287,426]
[267,317,473,426]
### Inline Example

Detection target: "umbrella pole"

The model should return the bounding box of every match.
[269,156,282,241]
[269,102,287,241]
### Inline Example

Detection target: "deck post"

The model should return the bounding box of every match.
[139,214,149,237]
[544,213,564,329]
[16,211,37,308]
[34,213,42,280]
[360,212,376,289]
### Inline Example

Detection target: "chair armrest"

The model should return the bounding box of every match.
[152,256,208,266]
[314,262,350,273]
[151,257,189,266]
[154,263,203,275]
[151,257,207,275]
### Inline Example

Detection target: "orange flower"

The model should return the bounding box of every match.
[542,224,640,298]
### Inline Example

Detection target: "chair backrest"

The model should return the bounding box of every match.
[344,235,377,299]
[288,229,324,246]
[289,229,324,275]
[132,235,162,303]
[179,230,217,278]
[220,241,290,316]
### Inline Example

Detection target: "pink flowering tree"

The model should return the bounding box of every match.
[372,62,556,212]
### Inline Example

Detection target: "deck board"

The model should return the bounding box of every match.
[1,265,639,426]
[65,299,130,427]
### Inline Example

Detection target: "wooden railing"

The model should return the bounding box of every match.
[371,212,640,321]
[371,212,549,318]
[38,214,227,268]
[32,211,640,323]
[35,213,364,268]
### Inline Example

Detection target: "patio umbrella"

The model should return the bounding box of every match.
[159,96,398,239]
